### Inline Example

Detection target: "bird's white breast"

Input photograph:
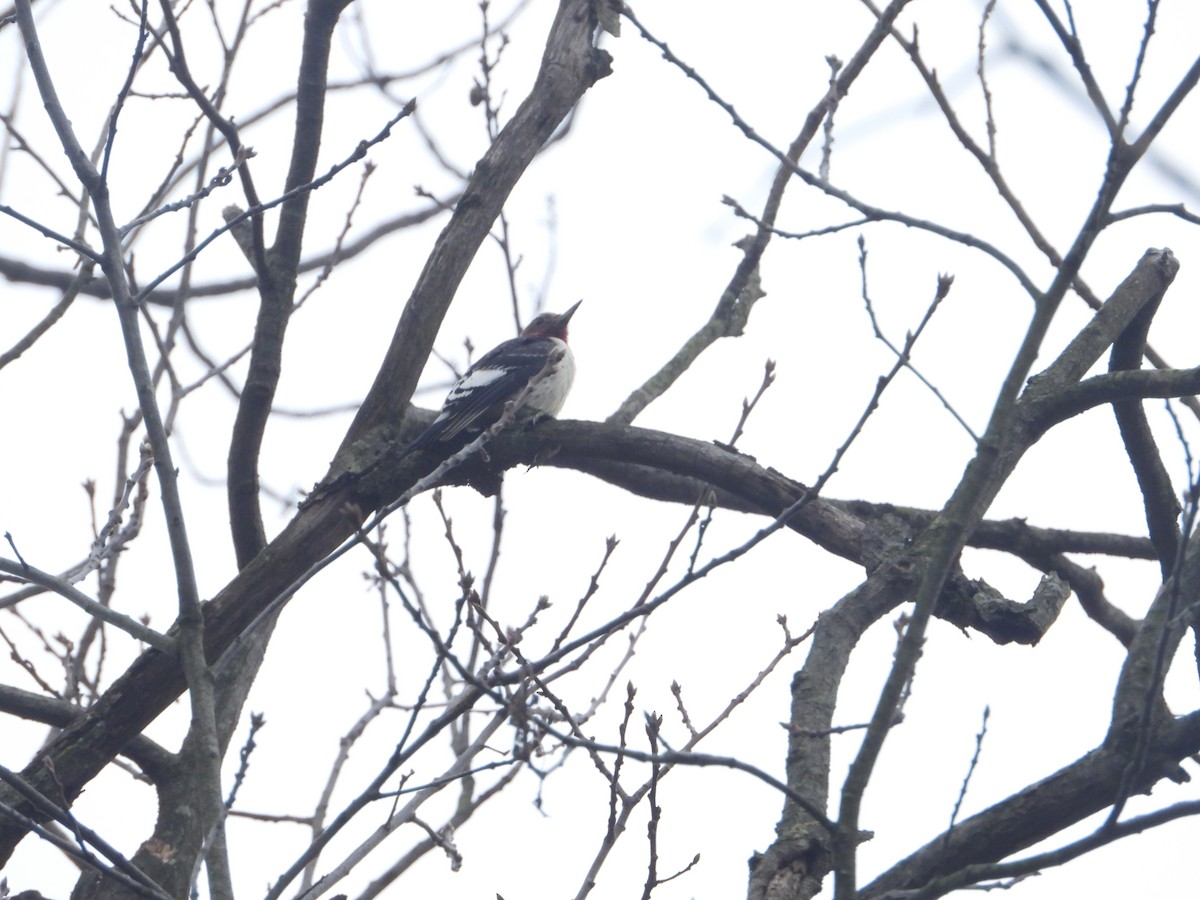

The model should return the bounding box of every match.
[524,337,575,416]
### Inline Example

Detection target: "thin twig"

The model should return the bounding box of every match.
[857,237,977,441]
[0,557,174,653]
[942,706,990,852]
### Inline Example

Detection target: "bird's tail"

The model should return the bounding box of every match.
[403,417,448,454]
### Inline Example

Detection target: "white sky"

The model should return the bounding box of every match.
[3,1,1200,898]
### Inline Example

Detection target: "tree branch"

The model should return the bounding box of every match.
[334,0,612,463]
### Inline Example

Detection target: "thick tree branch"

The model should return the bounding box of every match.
[831,246,1179,897]
[0,413,1012,862]
[861,711,1200,898]
[1108,271,1182,577]
[335,0,612,461]
[227,0,352,566]
[0,684,173,780]
[0,0,611,863]
[1031,366,1200,433]
[1025,249,1180,397]
[12,4,245,884]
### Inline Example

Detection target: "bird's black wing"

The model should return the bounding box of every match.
[405,335,555,451]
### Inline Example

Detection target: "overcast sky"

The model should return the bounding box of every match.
[3,1,1200,898]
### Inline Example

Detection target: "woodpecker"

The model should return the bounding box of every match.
[406,300,581,452]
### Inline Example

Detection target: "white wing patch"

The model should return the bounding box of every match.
[409,335,576,450]
[439,367,508,413]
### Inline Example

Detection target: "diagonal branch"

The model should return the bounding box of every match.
[333,0,612,460]
[0,0,612,865]
[861,712,1200,898]
[608,0,916,426]
[0,558,174,653]
[14,2,224,888]
[832,247,1180,898]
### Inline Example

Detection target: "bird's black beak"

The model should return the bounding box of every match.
[558,299,583,325]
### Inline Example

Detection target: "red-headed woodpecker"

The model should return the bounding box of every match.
[406,300,581,452]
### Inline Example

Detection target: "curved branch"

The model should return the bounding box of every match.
[1109,265,1181,577]
[861,711,1200,898]
[1016,550,1139,647]
[227,0,356,565]
[1031,366,1200,434]
[0,407,1060,864]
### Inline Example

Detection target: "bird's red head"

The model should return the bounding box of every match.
[521,299,582,341]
